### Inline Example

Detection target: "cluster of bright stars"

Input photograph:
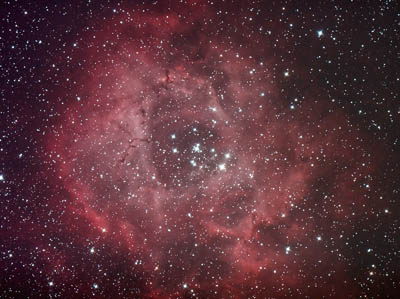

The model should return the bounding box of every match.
[170,132,232,172]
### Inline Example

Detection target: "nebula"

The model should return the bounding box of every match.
[25,1,392,298]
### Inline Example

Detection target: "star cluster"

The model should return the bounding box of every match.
[1,1,399,298]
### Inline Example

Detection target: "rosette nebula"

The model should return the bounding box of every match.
[1,1,399,298]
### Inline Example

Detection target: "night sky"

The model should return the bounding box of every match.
[1,0,399,298]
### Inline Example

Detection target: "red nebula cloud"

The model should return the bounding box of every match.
[43,2,380,297]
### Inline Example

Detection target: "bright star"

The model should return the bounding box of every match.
[193,143,201,153]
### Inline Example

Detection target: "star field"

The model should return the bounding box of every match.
[1,1,399,298]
